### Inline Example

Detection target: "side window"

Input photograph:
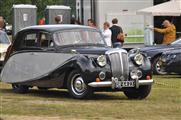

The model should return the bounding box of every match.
[23,32,53,48]
[39,33,53,47]
[24,33,37,47]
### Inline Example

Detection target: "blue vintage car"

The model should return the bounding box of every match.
[140,38,181,75]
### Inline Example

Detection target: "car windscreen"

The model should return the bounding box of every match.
[171,38,181,45]
[53,30,105,46]
[0,31,10,44]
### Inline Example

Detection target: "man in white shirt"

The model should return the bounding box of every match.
[102,22,112,47]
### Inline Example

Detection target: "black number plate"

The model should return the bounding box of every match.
[116,81,135,88]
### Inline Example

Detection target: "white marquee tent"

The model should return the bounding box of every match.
[137,0,181,16]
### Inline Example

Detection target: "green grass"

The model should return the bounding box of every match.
[125,37,144,43]
[0,75,181,120]
[125,29,144,43]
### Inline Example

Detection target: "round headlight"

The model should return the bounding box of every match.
[97,55,107,67]
[130,69,142,80]
[134,53,144,65]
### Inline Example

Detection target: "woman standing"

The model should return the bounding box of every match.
[102,22,112,47]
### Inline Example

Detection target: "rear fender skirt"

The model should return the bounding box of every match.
[0,52,78,83]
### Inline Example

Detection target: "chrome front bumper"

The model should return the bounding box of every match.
[88,78,154,89]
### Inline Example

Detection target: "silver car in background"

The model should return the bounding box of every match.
[0,30,11,69]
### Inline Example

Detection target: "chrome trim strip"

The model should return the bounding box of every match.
[88,81,112,87]
[138,79,154,85]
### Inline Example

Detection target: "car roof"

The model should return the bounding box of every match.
[21,24,98,33]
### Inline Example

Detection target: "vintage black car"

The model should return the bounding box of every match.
[140,38,181,75]
[159,49,181,74]
[1,25,153,99]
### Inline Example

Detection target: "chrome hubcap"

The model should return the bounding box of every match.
[156,62,161,71]
[71,74,86,95]
[156,60,166,74]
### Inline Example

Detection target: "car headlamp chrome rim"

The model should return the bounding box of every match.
[99,71,106,80]
[134,53,144,65]
[97,55,107,67]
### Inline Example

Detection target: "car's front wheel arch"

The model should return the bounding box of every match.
[62,66,82,88]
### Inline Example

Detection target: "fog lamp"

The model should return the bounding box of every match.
[130,69,142,79]
[99,71,106,80]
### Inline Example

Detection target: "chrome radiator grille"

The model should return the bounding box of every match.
[107,50,129,81]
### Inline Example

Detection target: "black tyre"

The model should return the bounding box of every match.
[12,84,29,94]
[152,57,167,75]
[124,85,152,99]
[67,70,93,99]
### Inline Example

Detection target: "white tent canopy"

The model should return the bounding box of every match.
[137,0,181,16]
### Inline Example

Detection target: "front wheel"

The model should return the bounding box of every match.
[123,85,152,99]
[12,84,29,93]
[67,70,93,99]
[152,57,167,75]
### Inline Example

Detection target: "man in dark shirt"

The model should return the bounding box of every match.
[110,18,123,48]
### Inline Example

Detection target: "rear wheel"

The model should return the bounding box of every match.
[123,85,151,99]
[67,70,93,99]
[152,57,167,75]
[12,84,29,93]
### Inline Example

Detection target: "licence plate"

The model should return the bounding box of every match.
[116,81,135,88]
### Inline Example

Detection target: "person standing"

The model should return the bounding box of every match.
[153,20,176,44]
[38,18,45,25]
[110,18,124,48]
[0,16,5,31]
[102,22,112,47]
[55,16,62,24]
[87,19,96,28]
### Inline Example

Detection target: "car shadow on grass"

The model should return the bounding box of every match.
[0,88,127,101]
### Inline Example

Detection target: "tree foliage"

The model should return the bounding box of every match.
[0,0,75,24]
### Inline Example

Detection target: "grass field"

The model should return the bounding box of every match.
[0,75,181,120]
